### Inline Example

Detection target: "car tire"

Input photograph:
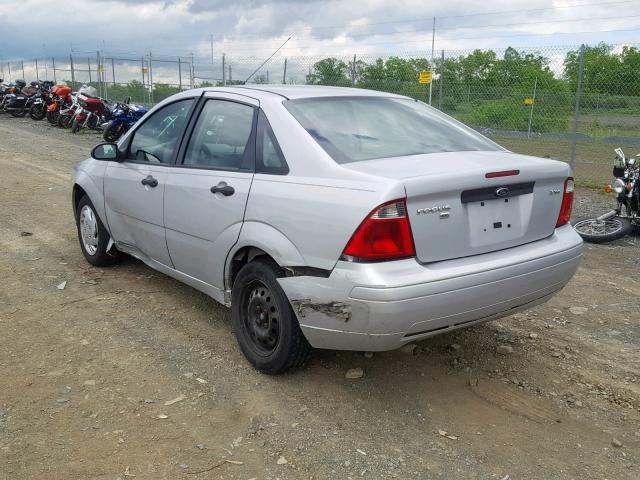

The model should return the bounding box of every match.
[232,259,312,374]
[75,195,120,266]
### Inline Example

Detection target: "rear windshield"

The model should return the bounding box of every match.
[284,96,502,164]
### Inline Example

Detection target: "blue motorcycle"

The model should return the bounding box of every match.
[102,96,148,142]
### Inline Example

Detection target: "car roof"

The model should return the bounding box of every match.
[199,85,407,101]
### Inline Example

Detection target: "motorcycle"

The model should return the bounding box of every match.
[2,81,42,117]
[0,79,26,114]
[70,86,110,133]
[573,148,639,243]
[102,96,147,142]
[28,81,55,120]
[47,84,73,125]
[57,93,81,129]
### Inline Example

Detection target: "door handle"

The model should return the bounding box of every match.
[210,183,235,196]
[141,175,158,188]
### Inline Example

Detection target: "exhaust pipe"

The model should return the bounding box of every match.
[595,210,617,222]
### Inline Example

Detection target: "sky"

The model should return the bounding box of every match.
[1,0,639,84]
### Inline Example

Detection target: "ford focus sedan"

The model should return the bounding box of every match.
[71,86,583,373]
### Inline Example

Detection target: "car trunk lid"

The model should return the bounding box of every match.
[342,150,570,263]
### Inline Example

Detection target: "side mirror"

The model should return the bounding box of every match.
[91,143,120,161]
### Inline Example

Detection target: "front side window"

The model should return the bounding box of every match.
[284,96,502,164]
[183,99,255,170]
[128,98,194,164]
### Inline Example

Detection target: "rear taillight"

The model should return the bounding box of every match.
[556,177,574,227]
[342,199,415,261]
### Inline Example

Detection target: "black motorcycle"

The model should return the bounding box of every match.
[2,81,41,117]
[28,81,54,120]
[0,79,26,113]
[574,148,639,243]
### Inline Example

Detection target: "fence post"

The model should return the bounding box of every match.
[222,53,226,86]
[21,60,25,80]
[88,57,92,84]
[282,58,287,84]
[190,53,195,88]
[111,57,116,86]
[527,76,538,139]
[148,53,154,104]
[229,64,232,83]
[570,44,585,170]
[438,49,444,110]
[351,54,356,86]
[7,62,10,81]
[52,57,56,83]
[178,57,182,90]
[35,59,39,81]
[70,54,75,88]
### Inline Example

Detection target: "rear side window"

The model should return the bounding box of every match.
[257,110,288,175]
[284,96,501,164]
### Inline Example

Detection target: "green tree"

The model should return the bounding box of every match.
[306,58,351,86]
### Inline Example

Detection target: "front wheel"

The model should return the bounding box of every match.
[232,259,312,374]
[10,108,27,118]
[573,217,632,243]
[75,195,120,266]
[30,103,46,120]
[103,121,125,142]
[46,109,59,125]
[71,118,81,133]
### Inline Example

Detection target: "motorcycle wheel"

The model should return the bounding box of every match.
[30,103,46,121]
[46,110,59,125]
[11,108,27,118]
[103,122,124,142]
[572,217,632,243]
[58,114,73,129]
[71,118,82,134]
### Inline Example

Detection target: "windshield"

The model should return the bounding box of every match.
[284,96,502,164]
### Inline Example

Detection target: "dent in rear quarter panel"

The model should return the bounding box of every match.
[243,174,384,271]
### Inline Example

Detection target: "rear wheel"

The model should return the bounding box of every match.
[232,259,311,374]
[71,118,81,133]
[573,217,632,243]
[10,108,27,118]
[75,195,120,266]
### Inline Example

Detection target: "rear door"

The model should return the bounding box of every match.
[104,97,196,266]
[163,93,258,289]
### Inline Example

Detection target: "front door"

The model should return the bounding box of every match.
[164,94,258,289]
[104,97,195,266]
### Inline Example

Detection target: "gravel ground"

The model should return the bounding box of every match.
[1,115,639,479]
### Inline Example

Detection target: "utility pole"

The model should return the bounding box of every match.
[429,16,436,105]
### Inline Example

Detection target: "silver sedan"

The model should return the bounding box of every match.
[72,86,583,373]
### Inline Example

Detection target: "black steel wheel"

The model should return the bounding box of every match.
[29,103,46,120]
[232,259,311,374]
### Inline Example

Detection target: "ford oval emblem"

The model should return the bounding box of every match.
[495,187,510,197]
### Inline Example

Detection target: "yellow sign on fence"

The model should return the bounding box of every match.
[524,97,534,105]
[142,67,149,74]
[419,71,432,84]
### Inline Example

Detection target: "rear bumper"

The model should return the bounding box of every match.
[278,225,583,351]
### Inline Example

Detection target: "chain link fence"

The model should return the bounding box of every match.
[2,43,639,185]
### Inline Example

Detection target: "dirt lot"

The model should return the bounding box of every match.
[1,117,639,480]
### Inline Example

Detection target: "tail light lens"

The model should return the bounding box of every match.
[556,177,574,227]
[342,199,415,261]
